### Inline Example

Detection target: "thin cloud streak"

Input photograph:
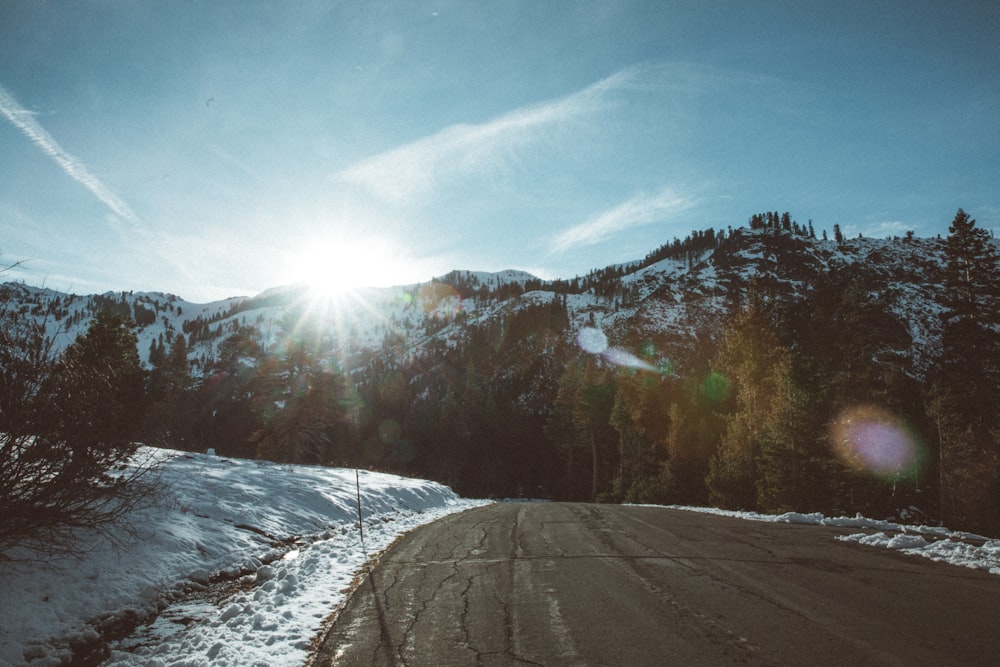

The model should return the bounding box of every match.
[333,66,641,204]
[0,82,140,225]
[550,187,697,253]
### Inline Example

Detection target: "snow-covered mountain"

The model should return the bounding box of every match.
[1,225,964,380]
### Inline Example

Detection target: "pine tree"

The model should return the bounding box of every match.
[661,377,722,504]
[940,209,1000,332]
[143,332,196,448]
[607,369,677,503]
[544,358,615,500]
[251,337,340,464]
[0,309,152,555]
[781,211,792,232]
[783,265,928,515]
[833,224,844,245]
[40,311,147,455]
[706,300,795,510]
[928,209,1000,532]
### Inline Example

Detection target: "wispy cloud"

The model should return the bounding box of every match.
[0,82,140,225]
[550,187,696,253]
[332,66,641,204]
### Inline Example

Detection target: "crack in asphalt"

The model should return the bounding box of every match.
[457,521,491,666]
[395,519,493,665]
[568,504,770,664]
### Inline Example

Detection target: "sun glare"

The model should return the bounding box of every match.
[286,236,416,299]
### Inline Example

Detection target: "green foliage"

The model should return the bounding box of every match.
[545,357,617,500]
[250,338,341,465]
[707,450,757,509]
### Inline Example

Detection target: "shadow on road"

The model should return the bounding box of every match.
[362,562,399,667]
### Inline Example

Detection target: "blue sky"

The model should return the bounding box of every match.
[1,1,997,302]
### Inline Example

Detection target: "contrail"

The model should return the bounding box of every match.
[0,82,140,225]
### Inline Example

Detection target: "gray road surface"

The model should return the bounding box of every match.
[310,502,1000,666]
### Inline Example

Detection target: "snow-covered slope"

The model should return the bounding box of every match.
[3,225,991,381]
[0,449,487,667]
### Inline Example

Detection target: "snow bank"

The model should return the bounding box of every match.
[835,531,1000,575]
[0,448,489,667]
[665,505,1000,575]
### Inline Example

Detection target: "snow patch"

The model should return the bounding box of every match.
[0,448,488,667]
[664,505,1000,575]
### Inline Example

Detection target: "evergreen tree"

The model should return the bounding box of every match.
[0,309,151,555]
[705,295,803,511]
[660,377,721,504]
[191,327,262,458]
[781,211,792,232]
[545,360,590,500]
[940,209,1000,332]
[39,311,147,455]
[142,332,196,448]
[784,267,919,514]
[545,358,616,500]
[608,377,666,503]
[928,209,1000,532]
[251,337,340,464]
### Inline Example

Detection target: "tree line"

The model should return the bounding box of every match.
[3,209,998,555]
[137,209,1000,533]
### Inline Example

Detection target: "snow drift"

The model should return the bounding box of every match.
[0,448,488,666]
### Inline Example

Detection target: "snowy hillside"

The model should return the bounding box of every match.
[0,449,487,667]
[1,225,974,381]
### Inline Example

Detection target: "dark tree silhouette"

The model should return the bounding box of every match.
[0,302,154,558]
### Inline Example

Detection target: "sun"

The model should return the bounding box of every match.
[295,243,368,298]
[284,235,419,300]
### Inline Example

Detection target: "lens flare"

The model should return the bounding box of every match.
[378,418,402,443]
[418,282,462,319]
[702,371,730,403]
[576,327,661,373]
[577,327,608,354]
[601,347,659,372]
[830,405,925,479]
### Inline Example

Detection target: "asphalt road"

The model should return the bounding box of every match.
[310,502,1000,666]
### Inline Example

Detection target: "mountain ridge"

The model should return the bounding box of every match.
[1,223,967,380]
